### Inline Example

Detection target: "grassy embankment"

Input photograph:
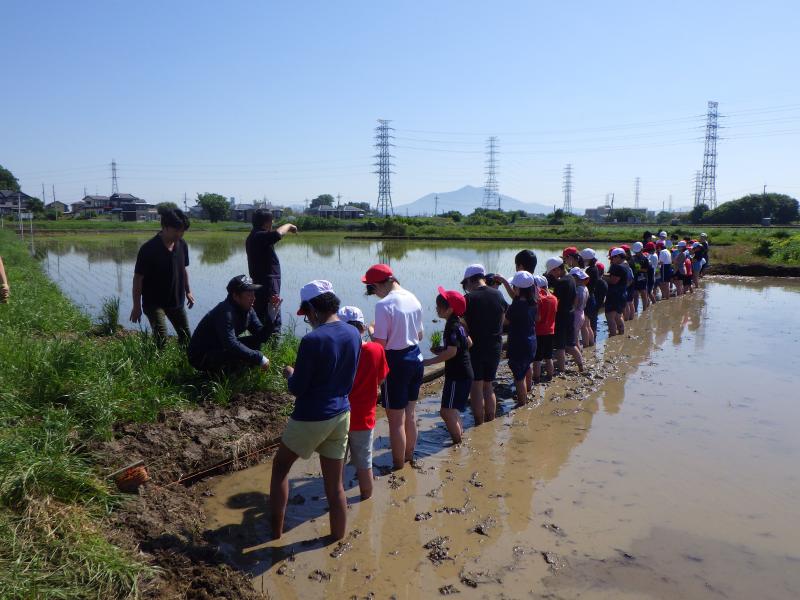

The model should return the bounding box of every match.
[0,229,297,598]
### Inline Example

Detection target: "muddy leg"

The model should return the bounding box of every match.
[269,443,299,540]
[567,345,584,371]
[356,467,373,500]
[404,401,417,463]
[386,408,407,469]
[470,380,485,425]
[440,408,462,444]
[514,378,527,407]
[319,455,347,540]
[555,349,566,372]
[483,381,496,421]
[532,361,541,383]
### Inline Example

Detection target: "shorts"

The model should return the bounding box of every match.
[382,345,424,410]
[682,275,693,286]
[660,264,673,282]
[347,429,374,470]
[553,314,575,350]
[508,357,533,381]
[534,334,554,361]
[469,344,501,381]
[634,278,648,291]
[604,295,625,314]
[282,411,350,460]
[441,378,471,411]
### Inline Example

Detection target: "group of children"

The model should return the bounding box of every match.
[271,232,709,540]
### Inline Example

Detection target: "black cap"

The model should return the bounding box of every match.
[226,275,262,294]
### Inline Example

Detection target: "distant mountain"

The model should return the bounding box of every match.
[395,185,552,216]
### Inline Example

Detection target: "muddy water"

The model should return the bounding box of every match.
[203,279,800,600]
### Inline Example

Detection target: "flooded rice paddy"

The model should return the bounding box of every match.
[200,278,800,599]
[34,234,583,347]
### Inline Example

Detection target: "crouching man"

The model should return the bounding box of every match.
[187,275,278,373]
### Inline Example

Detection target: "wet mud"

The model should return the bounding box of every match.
[200,279,800,599]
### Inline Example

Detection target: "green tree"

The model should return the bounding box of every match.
[28,197,45,214]
[310,194,334,209]
[0,164,20,191]
[156,201,178,211]
[196,193,230,222]
[350,201,372,212]
[702,193,799,224]
[439,210,462,222]
[655,211,673,224]
[547,209,565,225]
[688,203,709,224]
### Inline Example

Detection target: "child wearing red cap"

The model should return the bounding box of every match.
[423,287,473,444]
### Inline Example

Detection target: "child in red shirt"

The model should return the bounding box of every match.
[533,275,558,383]
[338,306,389,500]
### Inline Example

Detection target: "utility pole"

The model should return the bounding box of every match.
[52,184,56,203]
[374,119,395,216]
[634,177,640,209]
[700,100,719,209]
[42,183,47,203]
[562,164,573,214]
[111,159,119,195]
[482,136,500,210]
[183,192,188,212]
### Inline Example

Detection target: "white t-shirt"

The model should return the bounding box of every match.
[659,249,672,265]
[648,253,659,271]
[373,288,424,351]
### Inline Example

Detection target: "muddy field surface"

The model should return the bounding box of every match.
[202,279,800,599]
[95,392,293,599]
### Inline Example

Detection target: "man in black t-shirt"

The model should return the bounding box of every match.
[131,208,194,348]
[603,248,628,336]
[545,256,584,373]
[245,209,298,330]
[462,264,508,425]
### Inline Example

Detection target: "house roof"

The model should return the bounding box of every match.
[82,195,109,202]
[232,204,255,211]
[110,193,142,202]
[0,189,33,201]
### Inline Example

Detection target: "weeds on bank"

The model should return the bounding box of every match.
[0,229,298,598]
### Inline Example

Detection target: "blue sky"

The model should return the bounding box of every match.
[3,0,800,211]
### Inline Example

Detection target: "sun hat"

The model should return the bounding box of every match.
[700,232,708,238]
[645,241,656,252]
[510,271,535,288]
[656,240,666,248]
[533,274,548,288]
[692,242,702,249]
[579,248,596,260]
[677,240,687,248]
[545,256,564,273]
[461,263,486,283]
[226,274,262,294]
[338,305,365,326]
[568,267,589,280]
[659,231,668,238]
[362,264,394,284]
[437,286,467,316]
[596,262,605,274]
[610,248,626,258]
[620,244,631,251]
[297,279,335,315]
[562,246,579,257]
[632,242,644,253]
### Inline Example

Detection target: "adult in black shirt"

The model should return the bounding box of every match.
[131,208,193,347]
[545,257,584,372]
[462,266,507,425]
[245,209,298,330]
[188,275,276,373]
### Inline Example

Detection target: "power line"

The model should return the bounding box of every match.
[374,119,394,216]
[482,137,500,210]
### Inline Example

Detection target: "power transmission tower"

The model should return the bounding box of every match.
[693,170,703,206]
[482,136,500,210]
[434,194,439,216]
[634,177,640,209]
[111,159,119,195]
[700,101,719,208]
[562,164,573,213]
[374,119,395,216]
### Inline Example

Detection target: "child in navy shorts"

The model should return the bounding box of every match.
[423,286,473,444]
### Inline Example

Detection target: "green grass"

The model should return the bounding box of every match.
[0,228,298,597]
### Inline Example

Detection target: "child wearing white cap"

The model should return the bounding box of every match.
[338,306,389,500]
[504,271,538,407]
[271,280,362,541]
[569,267,593,347]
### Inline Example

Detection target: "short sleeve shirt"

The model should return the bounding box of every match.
[535,291,557,335]
[134,234,189,311]
[506,297,537,358]
[443,316,473,380]
[245,229,282,284]
[464,286,508,349]
[373,289,424,350]
[552,275,576,318]
[349,342,389,431]
[607,263,628,300]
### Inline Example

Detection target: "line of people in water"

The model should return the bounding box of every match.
[129,207,710,540]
